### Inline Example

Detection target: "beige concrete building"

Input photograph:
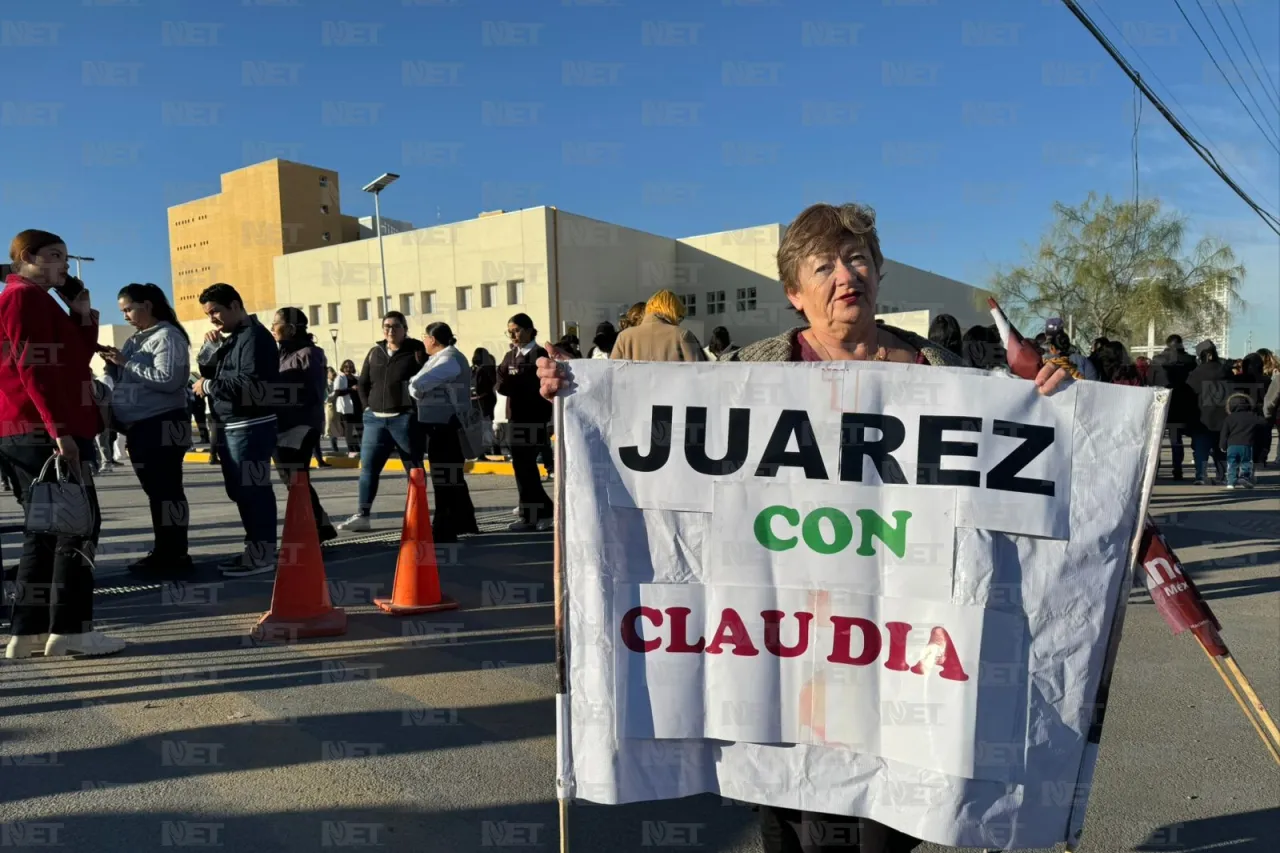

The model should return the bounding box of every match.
[273,207,992,370]
[168,159,360,323]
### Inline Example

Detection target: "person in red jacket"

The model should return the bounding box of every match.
[0,229,125,659]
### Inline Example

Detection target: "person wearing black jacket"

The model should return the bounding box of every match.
[194,283,282,576]
[1220,393,1263,488]
[271,307,336,542]
[471,348,499,456]
[496,313,553,531]
[1149,334,1198,480]
[335,311,426,533]
[1187,340,1232,484]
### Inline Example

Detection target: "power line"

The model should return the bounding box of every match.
[1219,0,1280,111]
[1196,0,1280,121]
[1056,0,1280,234]
[1174,0,1280,153]
[1090,0,1280,212]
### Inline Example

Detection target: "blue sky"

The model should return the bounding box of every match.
[2,0,1276,353]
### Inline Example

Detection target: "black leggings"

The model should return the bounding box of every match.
[273,427,332,532]
[124,409,192,559]
[0,434,100,636]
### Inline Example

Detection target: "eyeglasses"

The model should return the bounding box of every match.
[383,324,404,331]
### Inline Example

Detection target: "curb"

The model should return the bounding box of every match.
[181,452,545,477]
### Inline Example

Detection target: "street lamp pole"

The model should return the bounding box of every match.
[361,173,400,316]
[67,255,95,281]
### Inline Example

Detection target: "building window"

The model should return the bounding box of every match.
[357,299,370,322]
[481,282,497,309]
[706,290,725,315]
[420,290,436,314]
[319,175,328,187]
[457,286,473,310]
[327,302,341,324]
[321,232,331,242]
[680,293,697,317]
[308,304,321,326]
[321,204,329,214]
[506,279,524,305]
[399,293,413,315]
[376,296,386,317]
[736,287,757,312]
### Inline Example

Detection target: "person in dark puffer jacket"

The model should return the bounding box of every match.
[335,311,426,533]
[1220,392,1264,489]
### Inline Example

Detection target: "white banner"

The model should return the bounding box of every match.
[615,583,1024,780]
[705,482,957,600]
[560,359,1165,850]
[606,360,1076,539]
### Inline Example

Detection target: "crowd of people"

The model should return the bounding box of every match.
[2,206,1276,849]
[923,313,1278,486]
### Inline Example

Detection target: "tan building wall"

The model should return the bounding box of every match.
[169,159,350,324]
[552,209,677,339]
[677,225,786,346]
[273,208,551,372]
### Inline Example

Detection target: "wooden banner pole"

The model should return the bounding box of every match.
[1217,652,1280,762]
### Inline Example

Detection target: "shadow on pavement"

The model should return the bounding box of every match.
[0,798,762,852]
[1134,807,1279,852]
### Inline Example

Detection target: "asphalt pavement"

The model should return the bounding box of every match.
[1,457,1276,852]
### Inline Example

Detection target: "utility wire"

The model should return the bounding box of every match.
[1218,0,1280,111]
[1091,0,1280,213]
[1196,0,1280,124]
[1175,0,1280,153]
[1057,0,1280,234]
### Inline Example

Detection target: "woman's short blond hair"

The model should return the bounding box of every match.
[776,203,884,296]
[645,289,686,323]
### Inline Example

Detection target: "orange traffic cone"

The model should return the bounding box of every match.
[375,467,459,615]
[252,471,347,641]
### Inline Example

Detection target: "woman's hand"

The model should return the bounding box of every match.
[537,342,573,401]
[1034,363,1072,396]
[102,348,127,367]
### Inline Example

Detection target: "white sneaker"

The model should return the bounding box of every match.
[336,513,371,532]
[535,518,554,532]
[1226,483,1236,490]
[4,634,49,660]
[511,506,521,517]
[44,631,126,657]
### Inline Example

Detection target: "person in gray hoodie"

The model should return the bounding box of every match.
[102,283,193,577]
[270,307,335,541]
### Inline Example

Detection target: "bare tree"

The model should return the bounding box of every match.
[991,194,1245,344]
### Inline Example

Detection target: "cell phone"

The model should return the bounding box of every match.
[55,275,85,304]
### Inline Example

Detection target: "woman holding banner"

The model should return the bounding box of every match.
[538,202,1071,853]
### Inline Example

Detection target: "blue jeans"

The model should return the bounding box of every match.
[1225,445,1254,483]
[358,411,424,516]
[217,419,279,563]
[1191,432,1225,482]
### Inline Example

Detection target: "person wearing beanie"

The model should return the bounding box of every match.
[588,322,617,359]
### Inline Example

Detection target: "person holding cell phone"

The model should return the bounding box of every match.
[0,229,125,659]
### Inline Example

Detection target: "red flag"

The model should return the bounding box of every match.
[986,297,1044,380]
[1138,518,1227,656]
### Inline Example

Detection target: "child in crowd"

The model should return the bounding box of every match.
[1220,392,1264,489]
